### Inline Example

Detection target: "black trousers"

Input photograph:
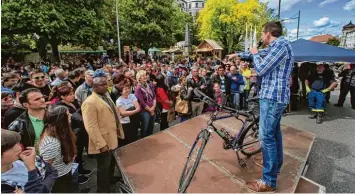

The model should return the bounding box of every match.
[337,83,355,107]
[52,171,73,193]
[96,151,116,193]
[160,112,169,131]
[119,122,139,147]
[74,128,89,172]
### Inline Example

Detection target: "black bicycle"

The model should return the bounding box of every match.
[178,89,261,193]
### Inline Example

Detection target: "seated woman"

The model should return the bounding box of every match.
[116,83,141,146]
[1,129,57,193]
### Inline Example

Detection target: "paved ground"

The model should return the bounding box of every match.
[281,89,355,193]
[82,89,354,193]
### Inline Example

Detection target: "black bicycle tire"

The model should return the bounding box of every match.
[178,129,210,193]
[239,119,261,156]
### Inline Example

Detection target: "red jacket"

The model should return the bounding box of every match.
[156,87,170,110]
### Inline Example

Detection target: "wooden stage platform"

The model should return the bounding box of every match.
[114,114,325,193]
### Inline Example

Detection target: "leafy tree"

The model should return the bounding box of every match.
[2,0,114,61]
[116,0,189,53]
[197,0,274,53]
[326,37,340,47]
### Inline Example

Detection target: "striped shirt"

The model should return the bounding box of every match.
[238,37,294,104]
[39,136,72,177]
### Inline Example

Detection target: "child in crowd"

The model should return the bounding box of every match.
[213,83,225,106]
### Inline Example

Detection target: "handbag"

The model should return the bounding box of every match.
[175,93,188,114]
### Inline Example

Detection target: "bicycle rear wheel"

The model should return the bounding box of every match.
[239,119,261,156]
[178,129,210,193]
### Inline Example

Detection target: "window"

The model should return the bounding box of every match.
[189,3,191,9]
[195,3,198,8]
[202,3,204,7]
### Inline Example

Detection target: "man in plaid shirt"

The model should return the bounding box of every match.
[232,21,294,192]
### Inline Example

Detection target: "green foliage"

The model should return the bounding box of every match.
[326,37,340,47]
[1,0,114,61]
[116,0,190,52]
[196,0,274,53]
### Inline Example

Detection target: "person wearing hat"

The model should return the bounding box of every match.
[81,69,124,193]
[334,63,355,109]
[306,64,337,124]
[74,69,94,105]
[1,129,58,193]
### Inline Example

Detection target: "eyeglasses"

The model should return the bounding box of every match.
[33,76,45,80]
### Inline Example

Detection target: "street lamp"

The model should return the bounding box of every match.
[115,0,121,60]
[278,0,281,19]
[280,10,301,40]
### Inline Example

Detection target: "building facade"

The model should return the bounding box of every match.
[176,0,206,19]
[340,21,355,50]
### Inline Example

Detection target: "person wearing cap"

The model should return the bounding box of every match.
[75,69,94,105]
[306,64,337,124]
[1,129,58,193]
[81,69,124,193]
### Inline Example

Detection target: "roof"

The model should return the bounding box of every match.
[198,39,223,50]
[291,39,355,63]
[309,34,338,43]
[343,21,355,29]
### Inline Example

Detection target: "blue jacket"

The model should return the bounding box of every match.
[228,73,244,93]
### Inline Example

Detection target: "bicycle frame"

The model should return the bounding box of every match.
[206,110,259,151]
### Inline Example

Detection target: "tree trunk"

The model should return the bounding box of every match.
[37,36,48,60]
[50,37,60,62]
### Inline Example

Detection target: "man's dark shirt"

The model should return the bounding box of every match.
[307,72,335,91]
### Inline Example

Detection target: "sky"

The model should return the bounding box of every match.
[258,0,355,41]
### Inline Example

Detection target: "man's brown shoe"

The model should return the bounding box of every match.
[246,179,276,192]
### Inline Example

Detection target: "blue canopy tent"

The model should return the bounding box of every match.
[291,39,355,63]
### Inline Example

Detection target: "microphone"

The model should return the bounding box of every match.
[257,40,263,48]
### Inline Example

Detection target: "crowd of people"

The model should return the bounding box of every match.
[1,26,355,193]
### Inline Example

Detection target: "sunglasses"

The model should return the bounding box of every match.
[33,76,45,80]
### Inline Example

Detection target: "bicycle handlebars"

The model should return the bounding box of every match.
[193,88,253,118]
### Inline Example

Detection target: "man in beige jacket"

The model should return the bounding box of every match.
[82,69,124,193]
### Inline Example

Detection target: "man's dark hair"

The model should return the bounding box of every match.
[19,88,42,105]
[68,70,80,80]
[218,66,225,70]
[30,69,44,78]
[263,21,283,38]
[3,73,17,82]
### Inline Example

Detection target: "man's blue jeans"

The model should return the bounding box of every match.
[231,93,240,109]
[259,98,287,188]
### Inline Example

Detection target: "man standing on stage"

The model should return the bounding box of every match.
[233,21,294,192]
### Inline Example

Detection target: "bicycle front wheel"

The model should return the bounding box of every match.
[178,129,210,193]
[239,119,261,156]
